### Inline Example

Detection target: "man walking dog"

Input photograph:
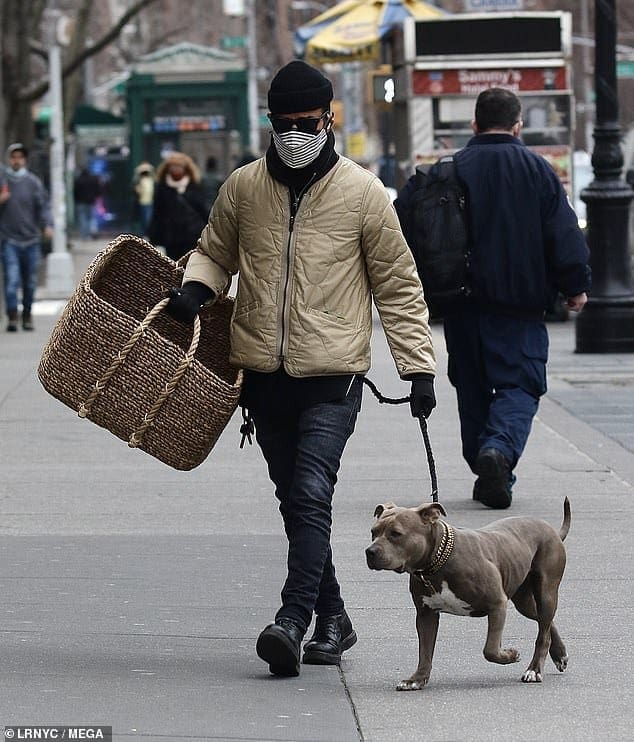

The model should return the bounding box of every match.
[166,60,436,677]
[396,88,590,509]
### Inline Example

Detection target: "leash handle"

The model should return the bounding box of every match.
[361,376,439,503]
[418,414,438,503]
[360,375,409,405]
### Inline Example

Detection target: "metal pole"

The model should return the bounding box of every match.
[246,0,259,155]
[46,15,74,296]
[575,0,634,353]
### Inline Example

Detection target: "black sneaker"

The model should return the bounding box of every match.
[256,618,303,677]
[303,610,357,665]
[6,310,18,332]
[473,448,513,509]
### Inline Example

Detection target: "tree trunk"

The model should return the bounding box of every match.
[63,0,95,132]
[1,0,42,147]
[0,0,160,152]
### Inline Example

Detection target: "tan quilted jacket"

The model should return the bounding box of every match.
[183,156,435,378]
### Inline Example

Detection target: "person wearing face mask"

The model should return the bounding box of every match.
[0,143,53,332]
[165,60,436,678]
[146,151,209,261]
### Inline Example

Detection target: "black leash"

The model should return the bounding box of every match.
[239,376,438,503]
[361,377,438,503]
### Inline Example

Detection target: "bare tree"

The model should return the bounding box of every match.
[0,0,159,150]
[0,0,343,152]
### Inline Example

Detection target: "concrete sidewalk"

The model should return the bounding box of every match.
[0,243,632,741]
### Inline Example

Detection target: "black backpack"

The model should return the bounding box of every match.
[402,155,472,318]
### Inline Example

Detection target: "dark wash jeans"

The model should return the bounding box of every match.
[250,375,363,632]
[1,240,42,315]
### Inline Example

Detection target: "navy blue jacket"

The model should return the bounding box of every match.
[395,134,591,318]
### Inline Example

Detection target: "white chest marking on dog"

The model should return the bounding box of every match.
[422,582,472,616]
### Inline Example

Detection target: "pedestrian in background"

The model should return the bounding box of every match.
[200,155,224,213]
[396,87,590,509]
[166,61,436,678]
[147,152,208,261]
[132,162,155,237]
[0,143,53,332]
[73,167,101,239]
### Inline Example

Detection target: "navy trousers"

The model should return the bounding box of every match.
[251,376,363,632]
[443,308,548,473]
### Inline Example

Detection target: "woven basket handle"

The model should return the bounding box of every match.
[78,297,201,448]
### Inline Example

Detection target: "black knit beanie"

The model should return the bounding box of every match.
[268,60,333,114]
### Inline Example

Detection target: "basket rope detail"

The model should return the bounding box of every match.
[38,234,242,470]
[77,297,202,449]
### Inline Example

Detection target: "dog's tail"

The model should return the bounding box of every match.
[559,496,571,542]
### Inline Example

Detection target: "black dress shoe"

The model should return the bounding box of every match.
[256,618,303,677]
[473,447,513,509]
[302,610,357,665]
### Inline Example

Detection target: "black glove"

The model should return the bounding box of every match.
[409,374,436,419]
[166,281,214,323]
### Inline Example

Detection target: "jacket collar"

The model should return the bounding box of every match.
[467,133,524,147]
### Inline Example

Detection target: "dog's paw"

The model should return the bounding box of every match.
[504,648,521,664]
[521,669,543,683]
[396,677,428,691]
[553,654,569,672]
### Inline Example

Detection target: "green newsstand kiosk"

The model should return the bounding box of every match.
[126,42,249,178]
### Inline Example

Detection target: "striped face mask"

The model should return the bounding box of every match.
[272,127,328,169]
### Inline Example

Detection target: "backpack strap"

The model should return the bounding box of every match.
[436,155,457,182]
[415,155,457,187]
[414,163,432,188]
[436,155,467,211]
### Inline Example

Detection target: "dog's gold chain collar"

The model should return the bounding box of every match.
[414,521,455,593]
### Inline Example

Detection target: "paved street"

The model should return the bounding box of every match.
[0,239,632,741]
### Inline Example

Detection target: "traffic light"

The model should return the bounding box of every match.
[369,66,394,105]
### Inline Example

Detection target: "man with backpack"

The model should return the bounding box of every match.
[395,87,590,509]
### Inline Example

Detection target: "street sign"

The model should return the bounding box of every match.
[617,60,634,78]
[222,35,246,49]
[412,67,568,96]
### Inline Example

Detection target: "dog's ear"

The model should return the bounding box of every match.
[373,502,397,518]
[416,502,447,522]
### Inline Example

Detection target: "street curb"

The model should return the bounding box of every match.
[538,391,634,488]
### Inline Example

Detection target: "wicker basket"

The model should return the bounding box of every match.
[38,234,243,470]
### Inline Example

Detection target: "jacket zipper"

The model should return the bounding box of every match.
[278,174,317,365]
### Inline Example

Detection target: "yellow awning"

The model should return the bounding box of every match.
[296,0,444,66]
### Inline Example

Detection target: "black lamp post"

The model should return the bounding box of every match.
[575,0,634,353]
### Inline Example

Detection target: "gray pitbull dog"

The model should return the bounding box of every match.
[366,498,570,690]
